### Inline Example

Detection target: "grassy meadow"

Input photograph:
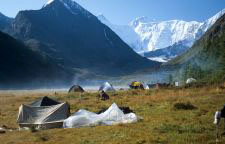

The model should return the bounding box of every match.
[0,87,225,144]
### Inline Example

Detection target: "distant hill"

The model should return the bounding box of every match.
[6,0,159,77]
[167,13,225,83]
[0,31,71,88]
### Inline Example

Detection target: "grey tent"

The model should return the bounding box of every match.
[17,102,70,129]
[68,85,85,93]
[30,96,60,107]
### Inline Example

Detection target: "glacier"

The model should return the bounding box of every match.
[98,8,225,62]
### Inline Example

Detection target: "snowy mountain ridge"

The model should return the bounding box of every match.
[97,8,225,54]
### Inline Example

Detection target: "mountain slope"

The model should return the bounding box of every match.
[0,12,13,31]
[0,31,70,88]
[97,14,143,52]
[167,13,225,82]
[8,0,159,76]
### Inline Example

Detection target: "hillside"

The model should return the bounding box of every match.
[0,12,13,31]
[0,31,70,88]
[167,13,225,82]
[7,0,159,76]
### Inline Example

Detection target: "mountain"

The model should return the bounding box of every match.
[97,14,143,52]
[0,31,70,88]
[0,12,13,31]
[167,13,225,83]
[131,17,201,52]
[7,0,159,76]
[98,8,225,62]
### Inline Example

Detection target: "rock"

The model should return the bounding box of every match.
[0,128,6,134]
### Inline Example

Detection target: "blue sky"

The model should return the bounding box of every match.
[0,0,224,24]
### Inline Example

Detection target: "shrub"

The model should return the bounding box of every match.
[174,102,197,110]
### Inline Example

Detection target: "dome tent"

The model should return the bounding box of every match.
[129,81,144,90]
[186,78,197,84]
[68,85,85,93]
[99,82,115,92]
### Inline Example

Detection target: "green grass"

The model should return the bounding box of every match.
[0,87,225,144]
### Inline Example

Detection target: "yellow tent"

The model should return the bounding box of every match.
[131,81,142,87]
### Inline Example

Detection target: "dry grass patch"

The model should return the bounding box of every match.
[0,87,225,143]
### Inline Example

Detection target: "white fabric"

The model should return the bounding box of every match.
[186,78,197,84]
[214,111,221,125]
[63,103,138,128]
[99,82,115,92]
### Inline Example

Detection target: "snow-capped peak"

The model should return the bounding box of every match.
[46,0,54,5]
[97,8,225,62]
[43,0,56,7]
[43,0,91,17]
[130,16,150,27]
[130,16,158,28]
[200,8,225,32]
[208,8,225,24]
[44,0,82,10]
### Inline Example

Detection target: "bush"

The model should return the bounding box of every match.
[174,102,197,110]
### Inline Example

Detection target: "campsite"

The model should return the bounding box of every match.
[0,0,225,143]
[1,85,225,144]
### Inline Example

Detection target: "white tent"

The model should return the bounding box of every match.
[17,102,70,129]
[186,78,197,84]
[99,82,115,92]
[145,85,150,90]
[175,82,179,87]
[63,103,138,128]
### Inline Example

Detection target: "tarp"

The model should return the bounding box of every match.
[99,82,115,92]
[17,102,70,129]
[63,103,138,128]
[30,96,60,107]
